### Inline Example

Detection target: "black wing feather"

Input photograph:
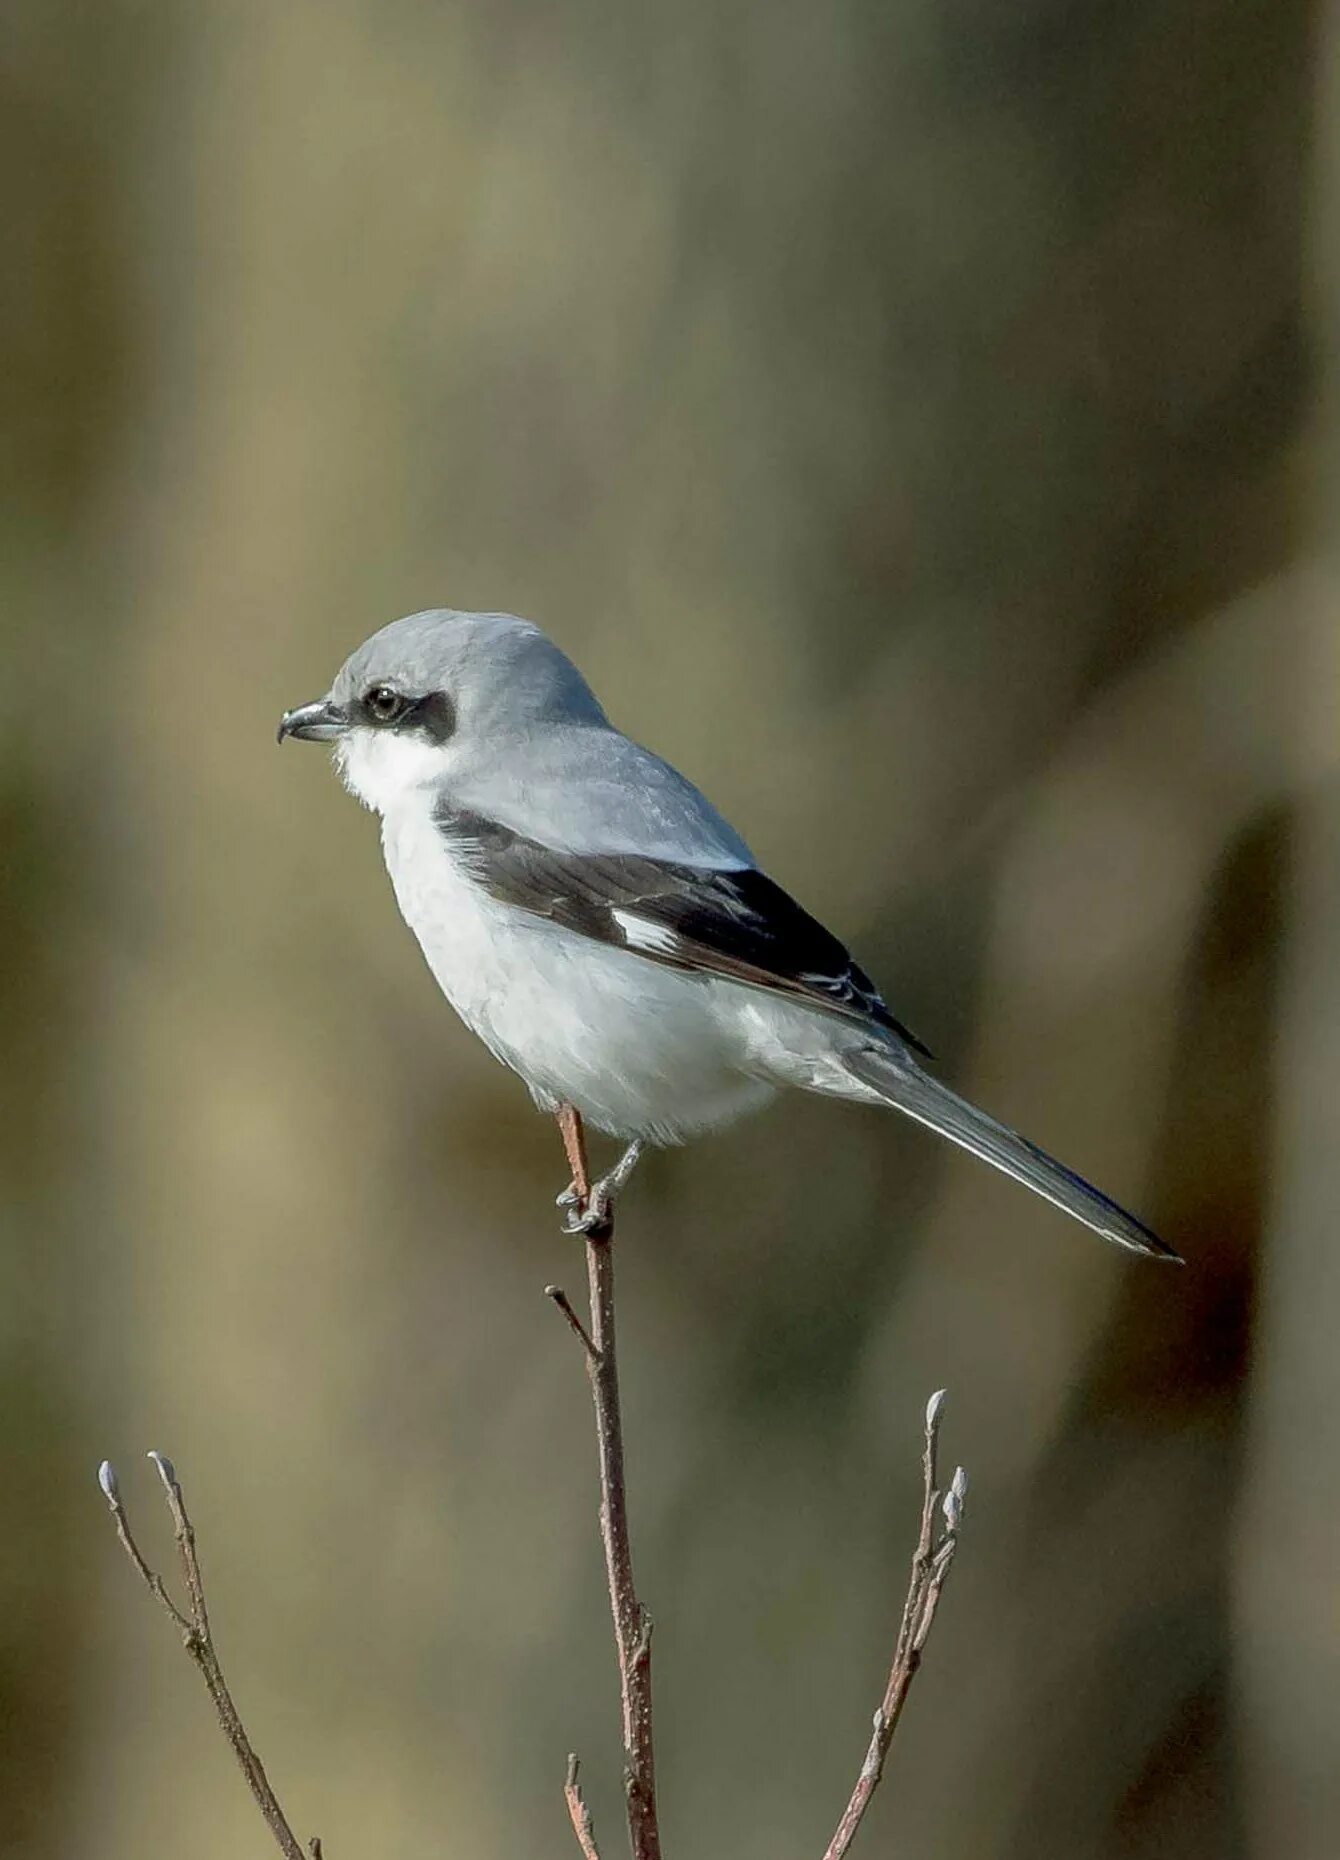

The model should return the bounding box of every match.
[435,805,930,1054]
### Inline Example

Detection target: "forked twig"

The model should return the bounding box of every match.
[548,1177,662,1859]
[97,1454,316,1860]
[821,1390,968,1859]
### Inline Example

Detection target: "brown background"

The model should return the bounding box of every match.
[3,3,1337,1855]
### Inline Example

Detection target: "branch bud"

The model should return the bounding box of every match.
[147,1450,177,1491]
[943,1464,969,1532]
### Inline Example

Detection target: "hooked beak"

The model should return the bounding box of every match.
[277,698,348,745]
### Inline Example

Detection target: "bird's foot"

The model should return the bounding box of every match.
[555,1140,645,1237]
[559,1183,615,1237]
[556,1177,610,1233]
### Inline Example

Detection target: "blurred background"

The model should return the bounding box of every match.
[3,2,1337,1855]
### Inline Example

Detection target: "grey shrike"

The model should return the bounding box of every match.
[279,608,1176,1260]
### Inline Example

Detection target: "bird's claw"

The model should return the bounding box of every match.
[559,1184,614,1236]
[556,1143,639,1235]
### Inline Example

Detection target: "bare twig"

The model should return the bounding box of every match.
[563,1753,604,1860]
[821,1390,967,1860]
[97,1455,317,1860]
[582,1229,660,1857]
[546,1283,599,1361]
[557,1102,594,1206]
[549,1109,662,1860]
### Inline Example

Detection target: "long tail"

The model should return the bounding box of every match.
[843,1045,1179,1261]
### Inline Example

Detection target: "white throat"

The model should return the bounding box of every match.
[334,728,452,815]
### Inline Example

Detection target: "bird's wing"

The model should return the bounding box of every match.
[448,724,757,866]
[434,802,930,1052]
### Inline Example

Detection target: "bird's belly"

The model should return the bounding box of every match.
[382,815,773,1141]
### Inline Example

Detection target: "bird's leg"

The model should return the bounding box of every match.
[558,1138,645,1235]
[597,1138,645,1204]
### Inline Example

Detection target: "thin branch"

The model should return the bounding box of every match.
[546,1284,599,1361]
[583,1228,660,1857]
[820,1390,968,1860]
[558,1102,594,1205]
[549,1119,662,1860]
[563,1753,604,1860]
[97,1455,317,1860]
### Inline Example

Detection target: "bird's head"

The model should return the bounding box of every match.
[278,607,607,812]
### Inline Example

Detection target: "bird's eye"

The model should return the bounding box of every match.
[365,685,405,723]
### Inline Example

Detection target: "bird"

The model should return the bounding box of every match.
[278,608,1177,1260]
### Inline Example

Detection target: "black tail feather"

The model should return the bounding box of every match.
[845,1047,1179,1262]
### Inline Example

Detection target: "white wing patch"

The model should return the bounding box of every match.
[612,910,685,956]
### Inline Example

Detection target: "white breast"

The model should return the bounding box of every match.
[378,800,776,1142]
